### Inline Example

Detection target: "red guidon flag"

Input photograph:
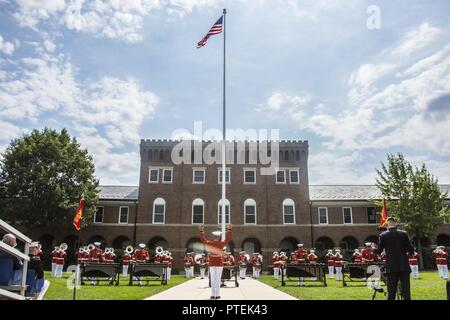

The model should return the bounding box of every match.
[73,198,85,231]
[379,198,388,227]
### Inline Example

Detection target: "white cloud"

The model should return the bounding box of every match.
[390,23,441,57]
[0,44,159,184]
[0,34,16,55]
[13,0,161,43]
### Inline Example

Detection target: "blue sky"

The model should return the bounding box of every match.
[1,0,450,185]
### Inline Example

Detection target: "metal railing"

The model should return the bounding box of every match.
[0,218,31,300]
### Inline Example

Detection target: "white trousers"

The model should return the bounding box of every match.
[200,268,206,279]
[209,266,223,298]
[252,267,261,278]
[273,267,279,279]
[410,265,419,279]
[122,265,129,277]
[335,267,342,280]
[55,264,63,278]
[438,265,448,278]
[167,267,172,281]
[185,267,194,277]
[51,263,56,277]
[239,268,246,279]
[328,266,334,278]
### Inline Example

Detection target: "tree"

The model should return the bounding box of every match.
[375,153,450,268]
[0,128,99,232]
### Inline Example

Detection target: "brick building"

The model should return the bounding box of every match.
[31,139,450,269]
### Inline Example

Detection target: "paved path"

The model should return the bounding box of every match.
[146,277,297,300]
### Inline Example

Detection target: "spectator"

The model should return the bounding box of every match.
[1,233,24,285]
[374,217,414,300]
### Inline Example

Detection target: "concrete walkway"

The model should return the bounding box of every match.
[146,277,297,300]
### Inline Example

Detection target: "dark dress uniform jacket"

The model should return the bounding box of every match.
[375,228,414,273]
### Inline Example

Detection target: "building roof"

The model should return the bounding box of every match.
[98,185,450,201]
[309,185,450,201]
[99,186,139,200]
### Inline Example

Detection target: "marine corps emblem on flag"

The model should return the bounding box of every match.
[73,198,85,231]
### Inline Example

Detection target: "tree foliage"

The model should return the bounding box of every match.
[0,128,99,231]
[375,153,449,240]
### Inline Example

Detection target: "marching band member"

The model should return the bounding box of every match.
[132,243,150,285]
[184,252,195,278]
[55,244,67,278]
[89,242,103,263]
[50,246,59,277]
[433,246,448,279]
[334,249,343,281]
[308,250,318,281]
[295,244,308,264]
[408,249,420,279]
[121,248,133,277]
[290,252,297,264]
[352,249,362,264]
[88,242,104,284]
[237,251,248,279]
[361,242,375,263]
[198,253,208,279]
[166,252,174,281]
[252,253,263,278]
[325,249,335,279]
[199,224,232,300]
[272,252,280,279]
[278,251,288,280]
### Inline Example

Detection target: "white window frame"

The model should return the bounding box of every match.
[244,198,257,225]
[94,206,104,224]
[282,199,296,225]
[191,198,205,224]
[217,199,231,224]
[148,167,159,184]
[162,167,173,184]
[289,169,300,184]
[193,167,206,184]
[118,206,129,224]
[343,207,353,224]
[243,168,256,184]
[217,167,231,184]
[318,207,329,225]
[276,169,286,184]
[152,198,166,224]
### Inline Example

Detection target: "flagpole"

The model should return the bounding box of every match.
[221,8,227,241]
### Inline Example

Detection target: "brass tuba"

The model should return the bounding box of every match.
[125,245,134,254]
[87,243,95,251]
[59,243,68,252]
[155,246,164,256]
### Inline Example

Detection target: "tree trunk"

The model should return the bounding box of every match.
[417,237,424,270]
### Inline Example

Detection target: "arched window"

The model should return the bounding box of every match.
[192,198,205,224]
[279,237,299,254]
[242,238,262,255]
[340,236,359,250]
[315,236,335,250]
[282,198,295,224]
[244,198,257,224]
[218,198,230,224]
[112,236,131,249]
[153,197,166,224]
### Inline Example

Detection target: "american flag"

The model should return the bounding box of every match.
[197,16,223,49]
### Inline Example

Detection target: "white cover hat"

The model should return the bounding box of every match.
[297,243,304,247]
[138,243,146,248]
[94,242,101,247]
[212,231,222,236]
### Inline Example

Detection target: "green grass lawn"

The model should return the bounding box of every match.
[43,272,188,300]
[258,271,447,300]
